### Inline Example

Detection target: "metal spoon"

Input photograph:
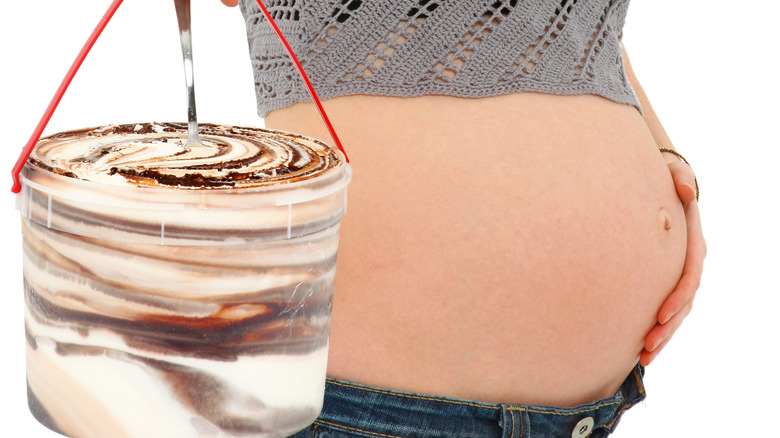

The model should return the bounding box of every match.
[173,0,207,150]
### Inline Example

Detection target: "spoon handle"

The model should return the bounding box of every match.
[173,0,199,143]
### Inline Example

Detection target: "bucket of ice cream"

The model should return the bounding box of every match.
[17,121,351,438]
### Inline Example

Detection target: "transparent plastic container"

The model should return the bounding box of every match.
[18,125,351,438]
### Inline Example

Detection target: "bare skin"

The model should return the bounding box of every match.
[264,87,688,407]
[222,0,706,406]
[622,48,706,366]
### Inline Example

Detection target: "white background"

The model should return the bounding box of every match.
[0,1,777,437]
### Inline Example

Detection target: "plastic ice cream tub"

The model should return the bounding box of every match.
[17,122,351,438]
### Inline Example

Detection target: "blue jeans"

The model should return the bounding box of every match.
[288,365,645,438]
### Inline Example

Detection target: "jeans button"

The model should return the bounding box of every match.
[572,417,595,438]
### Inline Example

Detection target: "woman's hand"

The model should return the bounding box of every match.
[640,154,706,366]
[219,0,238,7]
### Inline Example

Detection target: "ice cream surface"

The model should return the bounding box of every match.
[19,123,350,438]
[29,122,343,189]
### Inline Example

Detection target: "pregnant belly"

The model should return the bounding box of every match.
[266,93,688,407]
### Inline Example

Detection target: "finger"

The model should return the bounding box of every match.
[686,199,707,260]
[656,274,696,325]
[657,200,705,324]
[641,300,693,366]
[645,299,694,353]
[221,0,239,6]
[667,160,697,203]
[640,335,673,366]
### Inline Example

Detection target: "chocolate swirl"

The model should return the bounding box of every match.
[29,122,343,189]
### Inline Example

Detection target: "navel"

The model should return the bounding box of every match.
[657,207,672,232]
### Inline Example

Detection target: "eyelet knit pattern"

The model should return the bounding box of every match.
[239,0,640,116]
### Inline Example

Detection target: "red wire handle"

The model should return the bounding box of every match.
[11,0,125,193]
[10,0,348,194]
[253,0,348,162]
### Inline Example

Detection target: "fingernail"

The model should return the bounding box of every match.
[651,337,664,351]
[661,312,674,325]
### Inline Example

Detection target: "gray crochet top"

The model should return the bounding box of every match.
[239,0,640,116]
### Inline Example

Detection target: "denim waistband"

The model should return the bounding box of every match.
[307,365,646,438]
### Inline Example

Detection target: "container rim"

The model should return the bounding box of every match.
[19,161,352,210]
